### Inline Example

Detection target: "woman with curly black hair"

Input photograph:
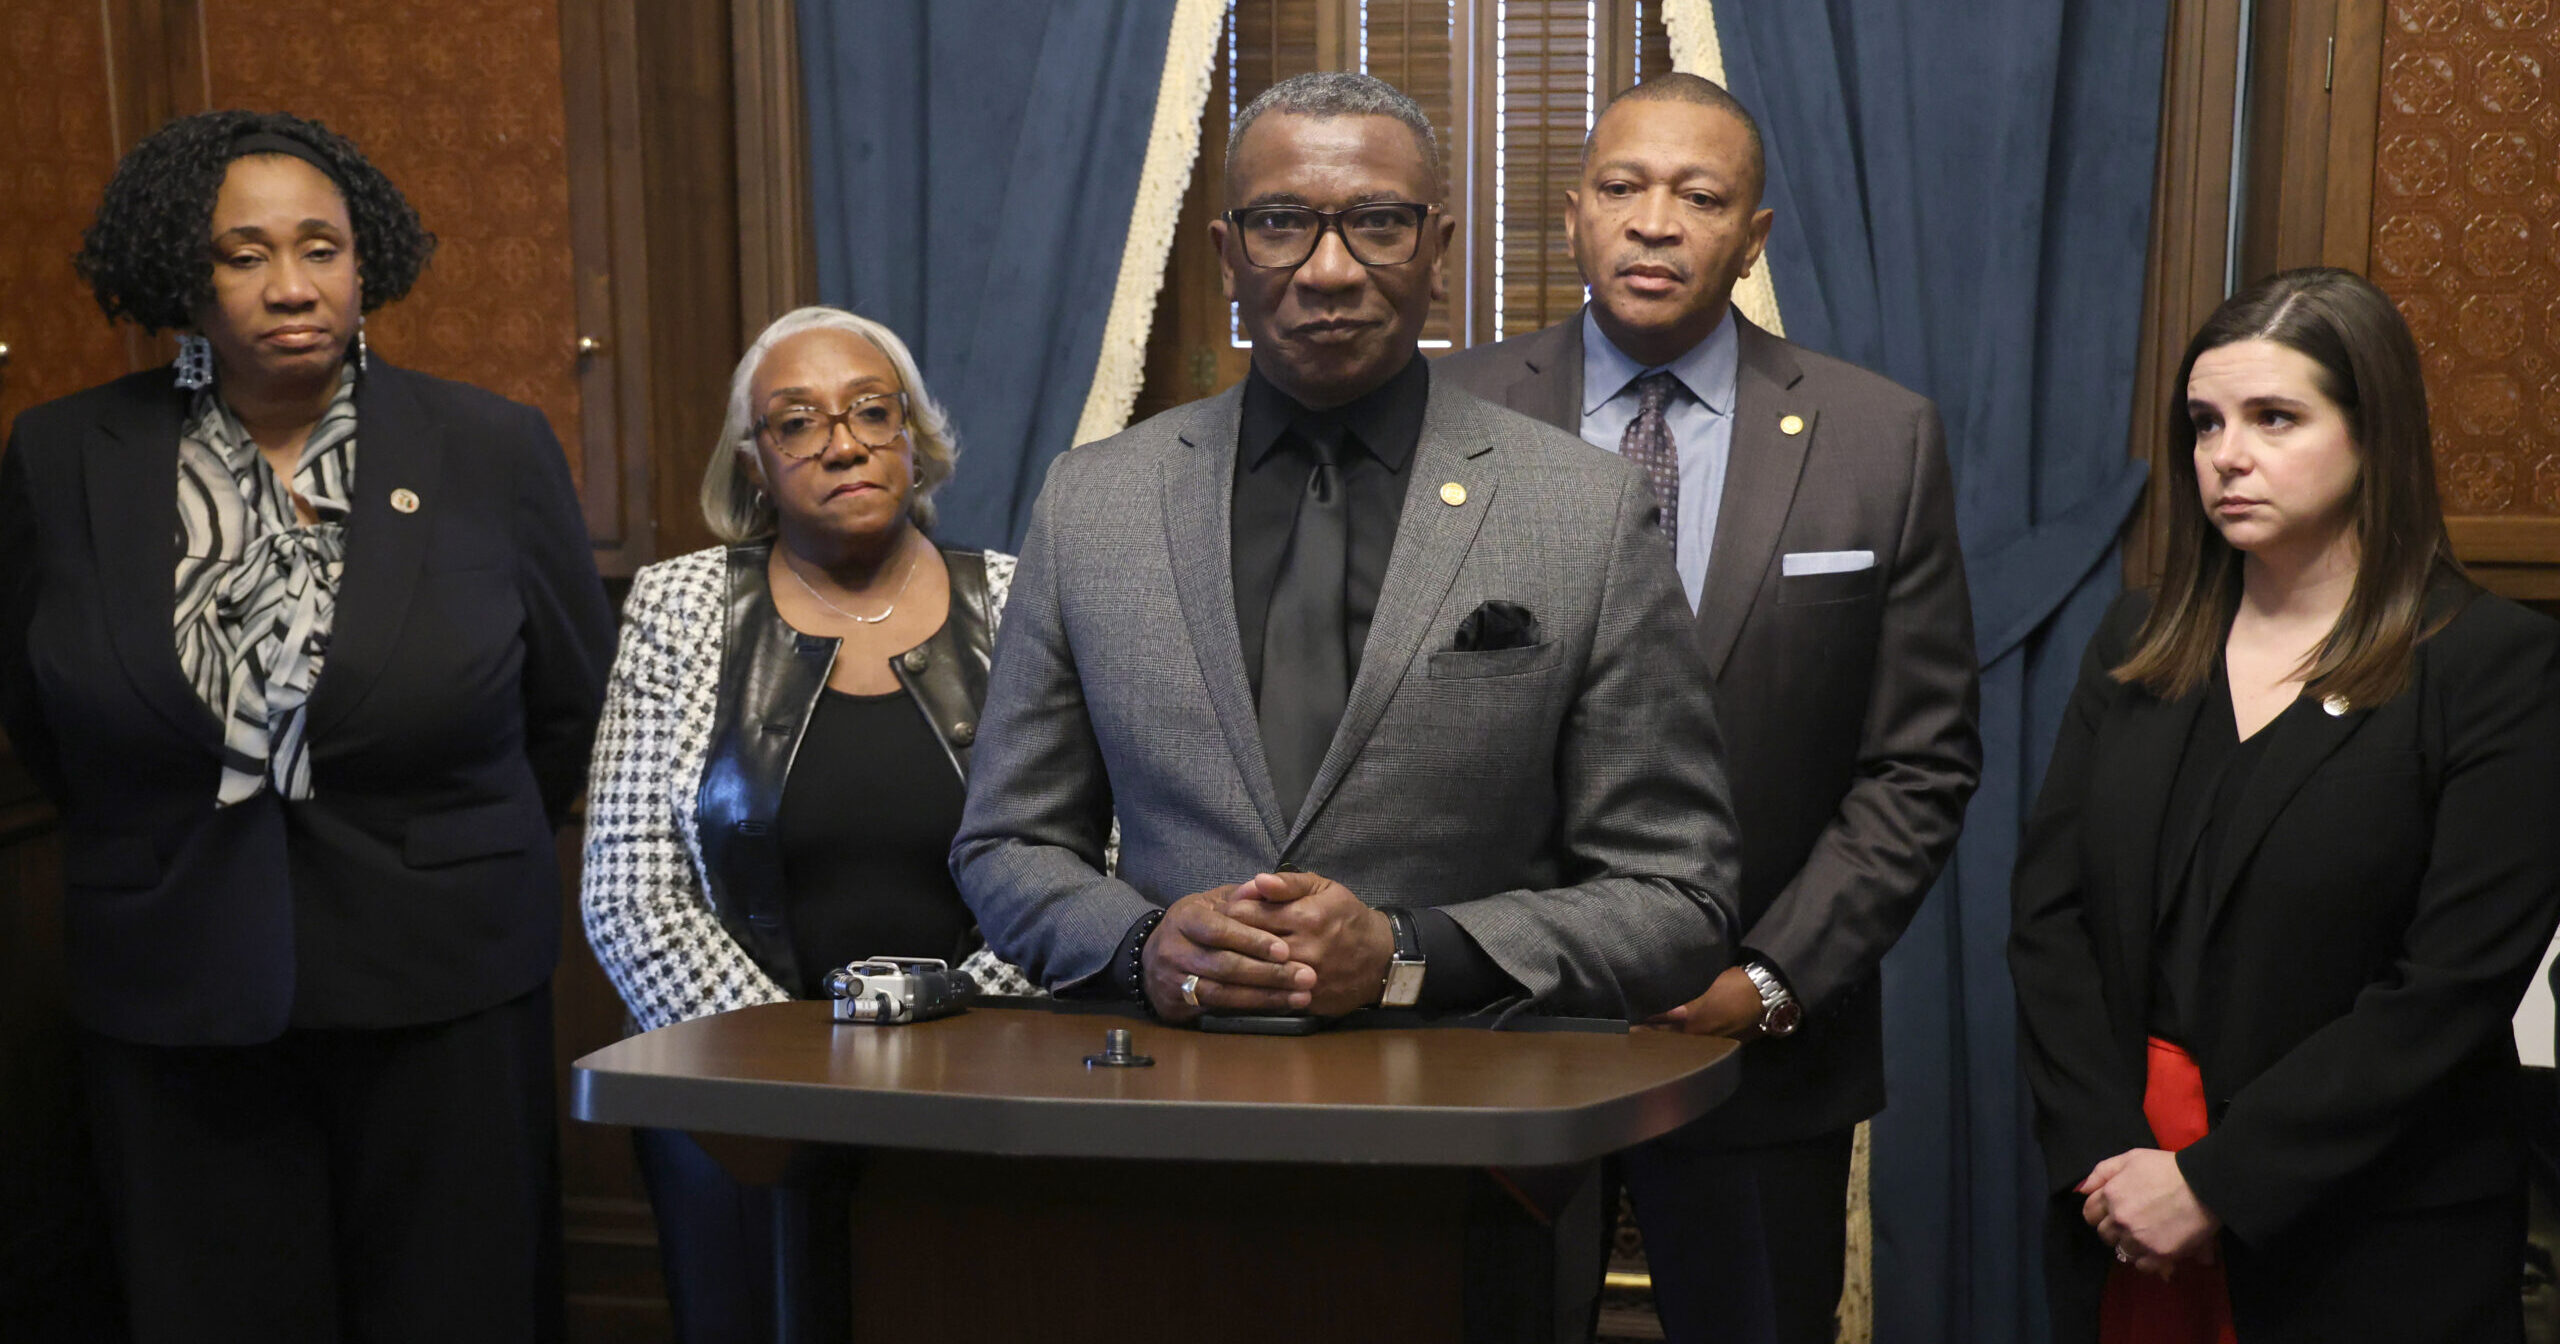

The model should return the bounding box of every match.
[0,110,614,1343]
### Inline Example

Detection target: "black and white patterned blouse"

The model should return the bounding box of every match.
[173,366,358,804]
[580,544,1036,1031]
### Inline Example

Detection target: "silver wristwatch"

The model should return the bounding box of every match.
[1741,959,1801,1037]
[1380,908,1427,1008]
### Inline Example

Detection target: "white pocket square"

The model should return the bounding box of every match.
[1782,549,1875,577]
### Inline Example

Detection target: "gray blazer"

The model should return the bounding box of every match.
[1440,312,1981,1142]
[951,375,1739,1019]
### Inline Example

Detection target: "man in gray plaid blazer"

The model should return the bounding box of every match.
[953,72,1738,1028]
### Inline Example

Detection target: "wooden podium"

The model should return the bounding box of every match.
[572,999,1736,1344]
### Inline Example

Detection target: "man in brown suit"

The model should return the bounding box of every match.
[1439,75,1981,1344]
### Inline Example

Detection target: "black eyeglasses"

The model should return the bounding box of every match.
[755,391,909,460]
[1225,202,1436,269]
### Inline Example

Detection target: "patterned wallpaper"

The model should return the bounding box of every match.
[2370,0,2560,517]
[202,0,584,485]
[0,1,129,430]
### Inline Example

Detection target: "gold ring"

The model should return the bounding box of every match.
[1180,973,1202,1007]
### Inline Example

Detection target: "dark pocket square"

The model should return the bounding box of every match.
[1454,600,1541,652]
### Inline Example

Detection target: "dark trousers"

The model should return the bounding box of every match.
[80,984,563,1344]
[634,1129,854,1344]
[1621,1126,1855,1344]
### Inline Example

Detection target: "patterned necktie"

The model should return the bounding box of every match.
[1257,421,1351,821]
[1618,370,1683,547]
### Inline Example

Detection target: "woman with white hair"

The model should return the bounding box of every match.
[580,306,1030,1340]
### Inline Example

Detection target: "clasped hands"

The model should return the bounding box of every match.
[2079,1148,2220,1278]
[1140,871,1394,1023]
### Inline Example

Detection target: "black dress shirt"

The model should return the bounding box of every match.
[1103,355,1516,1014]
[1231,353,1426,701]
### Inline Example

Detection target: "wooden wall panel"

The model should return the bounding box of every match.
[0,4,129,430]
[0,7,142,1339]
[198,0,587,488]
[0,812,122,1342]
[2366,0,2560,575]
[634,0,741,563]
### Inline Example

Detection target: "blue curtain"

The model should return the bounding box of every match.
[798,0,1181,552]
[1712,5,2166,1340]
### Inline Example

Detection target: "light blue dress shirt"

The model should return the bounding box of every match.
[1577,305,1737,614]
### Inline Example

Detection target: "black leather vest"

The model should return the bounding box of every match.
[693,542,996,995]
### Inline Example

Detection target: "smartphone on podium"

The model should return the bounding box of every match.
[1196,1013,1327,1036]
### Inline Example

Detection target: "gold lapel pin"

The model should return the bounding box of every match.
[1440,482,1468,507]
[2321,694,2350,717]
[389,488,421,514]
[1779,414,1805,436]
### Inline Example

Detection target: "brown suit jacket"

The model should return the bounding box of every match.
[1439,310,1980,1142]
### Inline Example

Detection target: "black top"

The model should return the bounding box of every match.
[777,686,977,995]
[2150,664,2308,1045]
[1231,353,1426,701]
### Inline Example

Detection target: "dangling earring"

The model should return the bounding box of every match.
[173,333,215,390]
[355,317,369,373]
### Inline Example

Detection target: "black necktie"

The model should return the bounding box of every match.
[1258,421,1350,821]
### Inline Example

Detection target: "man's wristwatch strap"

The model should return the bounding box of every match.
[1380,907,1427,1008]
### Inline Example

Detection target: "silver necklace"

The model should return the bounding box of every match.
[783,543,921,624]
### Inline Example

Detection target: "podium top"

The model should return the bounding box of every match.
[572,1000,1737,1167]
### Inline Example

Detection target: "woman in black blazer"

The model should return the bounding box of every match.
[0,112,613,1343]
[2010,268,2560,1343]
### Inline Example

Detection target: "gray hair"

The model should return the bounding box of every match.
[699,306,958,544]
[1226,71,1444,203]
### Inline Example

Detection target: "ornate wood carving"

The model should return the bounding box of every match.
[2369,0,2560,580]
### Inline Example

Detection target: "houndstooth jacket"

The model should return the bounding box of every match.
[581,543,1036,1032]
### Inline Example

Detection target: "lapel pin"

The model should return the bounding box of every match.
[389,488,421,514]
[1779,414,1805,436]
[2321,694,2350,717]
[1439,482,1468,507]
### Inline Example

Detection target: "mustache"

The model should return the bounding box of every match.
[1613,253,1693,281]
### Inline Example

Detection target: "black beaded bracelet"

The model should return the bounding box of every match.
[1117,907,1168,1001]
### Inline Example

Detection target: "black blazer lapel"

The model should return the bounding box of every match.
[2201,699,2371,938]
[307,364,446,737]
[2104,688,2207,990]
[1288,380,1496,845]
[1695,317,1813,678]
[1160,386,1289,850]
[85,385,222,751]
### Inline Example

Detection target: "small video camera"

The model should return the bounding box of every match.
[824,956,976,1025]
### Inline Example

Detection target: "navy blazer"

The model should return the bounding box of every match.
[0,362,614,1047]
[2010,581,2560,1332]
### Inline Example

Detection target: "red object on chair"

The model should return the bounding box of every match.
[2096,1037,2237,1344]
